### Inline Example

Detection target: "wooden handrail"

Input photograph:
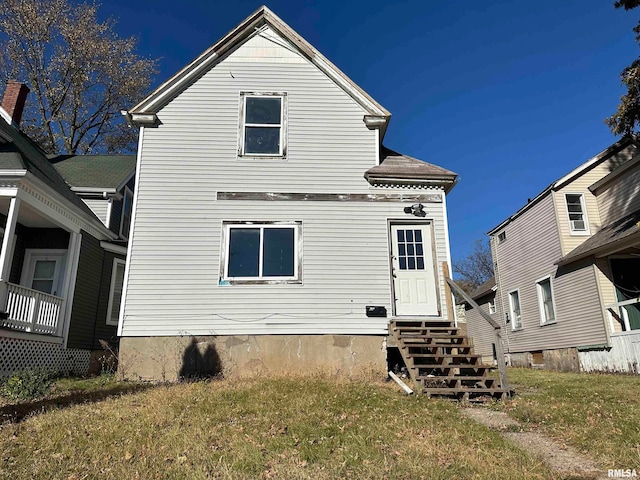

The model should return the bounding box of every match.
[444,275,511,397]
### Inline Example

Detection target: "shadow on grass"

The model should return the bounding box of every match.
[0,382,154,424]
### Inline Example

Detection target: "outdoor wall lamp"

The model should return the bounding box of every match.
[404,203,426,217]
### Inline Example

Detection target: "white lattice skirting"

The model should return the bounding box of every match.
[0,336,90,378]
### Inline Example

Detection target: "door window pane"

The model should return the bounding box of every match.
[32,260,57,294]
[396,228,426,271]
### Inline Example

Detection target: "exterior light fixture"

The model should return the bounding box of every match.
[403,203,425,217]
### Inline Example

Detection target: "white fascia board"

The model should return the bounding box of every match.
[127,6,390,121]
[100,241,128,256]
[20,173,117,240]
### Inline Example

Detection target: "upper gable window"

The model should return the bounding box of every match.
[565,193,589,235]
[239,93,286,157]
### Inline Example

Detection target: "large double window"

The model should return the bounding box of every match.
[239,93,286,157]
[222,222,301,283]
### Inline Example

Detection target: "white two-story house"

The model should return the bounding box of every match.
[118,6,459,381]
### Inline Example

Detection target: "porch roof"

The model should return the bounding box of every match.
[50,154,135,191]
[364,146,458,192]
[557,209,640,265]
[0,119,97,219]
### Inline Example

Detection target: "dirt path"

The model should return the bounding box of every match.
[462,407,608,480]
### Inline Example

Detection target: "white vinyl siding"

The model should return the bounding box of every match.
[140,27,377,194]
[83,199,109,225]
[121,198,450,336]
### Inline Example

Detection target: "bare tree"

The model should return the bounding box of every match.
[453,238,494,293]
[0,0,156,154]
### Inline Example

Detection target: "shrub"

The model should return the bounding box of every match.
[1,368,57,401]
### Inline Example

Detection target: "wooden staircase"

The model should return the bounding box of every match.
[390,319,510,400]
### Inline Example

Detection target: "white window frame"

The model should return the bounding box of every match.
[536,275,557,325]
[106,258,126,326]
[564,193,590,235]
[221,221,301,284]
[119,186,133,240]
[488,298,496,314]
[508,289,522,330]
[238,92,287,158]
[20,249,68,297]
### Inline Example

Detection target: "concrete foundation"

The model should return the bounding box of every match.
[508,347,581,372]
[118,334,388,382]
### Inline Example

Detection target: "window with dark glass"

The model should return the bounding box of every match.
[396,228,426,271]
[240,94,285,156]
[224,223,299,281]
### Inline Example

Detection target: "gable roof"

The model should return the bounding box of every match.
[0,118,99,219]
[488,136,639,235]
[50,154,135,192]
[364,146,458,192]
[557,209,640,266]
[125,6,390,133]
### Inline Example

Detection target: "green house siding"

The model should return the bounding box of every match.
[67,232,122,350]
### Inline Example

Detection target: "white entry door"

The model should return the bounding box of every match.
[390,223,438,316]
[21,250,67,296]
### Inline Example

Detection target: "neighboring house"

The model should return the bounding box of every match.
[0,81,135,377]
[118,6,459,381]
[462,277,498,365]
[469,136,640,373]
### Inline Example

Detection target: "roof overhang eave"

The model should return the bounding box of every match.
[365,174,458,193]
[556,231,640,266]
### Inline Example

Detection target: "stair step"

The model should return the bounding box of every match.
[399,335,468,341]
[417,375,498,381]
[421,387,509,394]
[405,353,481,359]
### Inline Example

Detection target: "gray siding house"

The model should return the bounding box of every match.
[0,81,136,377]
[469,137,640,373]
[118,6,459,381]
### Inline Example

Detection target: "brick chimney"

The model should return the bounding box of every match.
[1,81,29,125]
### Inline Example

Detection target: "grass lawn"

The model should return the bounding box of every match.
[0,374,554,480]
[498,368,640,469]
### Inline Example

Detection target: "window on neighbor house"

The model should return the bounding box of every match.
[536,276,556,325]
[497,231,506,243]
[106,258,126,326]
[488,298,496,314]
[222,222,300,283]
[120,187,133,240]
[509,290,522,330]
[239,93,286,157]
[565,193,588,234]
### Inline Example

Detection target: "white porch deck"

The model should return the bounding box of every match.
[1,282,64,336]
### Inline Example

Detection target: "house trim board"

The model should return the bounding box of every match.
[99,241,127,256]
[127,7,389,122]
[61,232,82,348]
[106,257,126,326]
[0,328,63,344]
[216,192,442,203]
[118,127,144,337]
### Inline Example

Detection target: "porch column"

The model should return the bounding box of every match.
[58,231,82,339]
[0,196,20,311]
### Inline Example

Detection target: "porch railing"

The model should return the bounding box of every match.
[1,282,64,336]
[606,297,640,333]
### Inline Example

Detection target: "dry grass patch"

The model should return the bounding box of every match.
[497,368,640,468]
[0,374,557,479]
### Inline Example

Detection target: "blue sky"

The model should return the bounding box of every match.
[101,0,638,264]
